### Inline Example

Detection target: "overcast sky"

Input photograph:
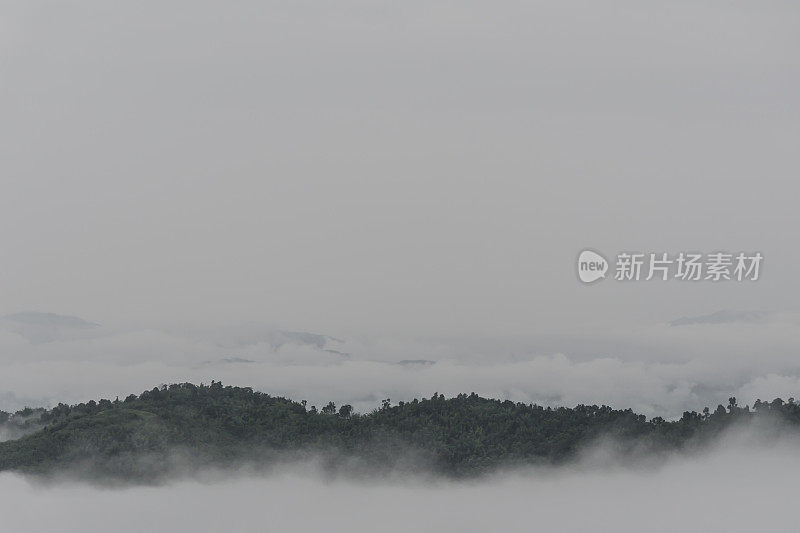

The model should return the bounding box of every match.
[2,0,798,334]
[1,1,799,414]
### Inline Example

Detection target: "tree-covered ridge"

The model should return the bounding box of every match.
[0,382,797,479]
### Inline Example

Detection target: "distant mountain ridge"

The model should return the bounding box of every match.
[0,312,100,343]
[2,312,100,329]
[669,309,766,327]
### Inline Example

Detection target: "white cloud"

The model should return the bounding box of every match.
[1,314,800,418]
[2,431,799,532]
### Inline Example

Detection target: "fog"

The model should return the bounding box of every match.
[1,0,799,529]
[1,310,799,418]
[1,0,798,337]
[1,0,798,419]
[2,430,798,532]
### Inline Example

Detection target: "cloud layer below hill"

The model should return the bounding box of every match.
[2,430,798,532]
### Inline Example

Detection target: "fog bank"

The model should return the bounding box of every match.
[2,435,798,532]
[2,312,800,419]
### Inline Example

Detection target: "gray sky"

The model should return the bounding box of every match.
[2,0,798,335]
[0,1,799,414]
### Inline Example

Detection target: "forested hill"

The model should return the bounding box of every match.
[0,382,798,480]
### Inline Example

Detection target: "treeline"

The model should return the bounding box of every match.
[0,382,798,479]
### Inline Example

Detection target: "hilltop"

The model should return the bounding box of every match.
[0,382,797,480]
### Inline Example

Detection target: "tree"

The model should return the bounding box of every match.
[727,397,738,413]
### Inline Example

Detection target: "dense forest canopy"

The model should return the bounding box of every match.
[0,382,797,480]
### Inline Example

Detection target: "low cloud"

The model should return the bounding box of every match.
[0,313,799,418]
[2,427,800,532]
[669,309,768,327]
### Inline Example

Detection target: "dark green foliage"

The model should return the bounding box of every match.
[1,384,798,479]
